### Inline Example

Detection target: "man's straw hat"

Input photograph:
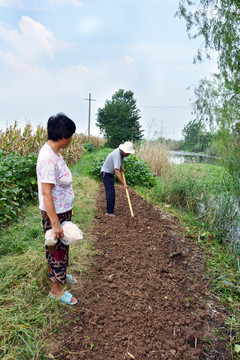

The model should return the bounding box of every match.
[119,141,135,154]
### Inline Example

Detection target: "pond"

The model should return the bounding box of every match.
[169,150,220,165]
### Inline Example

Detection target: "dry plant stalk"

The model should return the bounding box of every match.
[136,141,170,176]
[0,121,105,165]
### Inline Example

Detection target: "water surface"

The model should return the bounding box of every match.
[169,150,220,165]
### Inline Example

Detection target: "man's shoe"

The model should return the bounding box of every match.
[105,213,116,217]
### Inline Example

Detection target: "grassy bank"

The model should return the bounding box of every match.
[135,162,240,355]
[141,163,239,247]
[0,155,99,360]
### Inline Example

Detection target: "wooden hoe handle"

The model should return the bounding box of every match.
[122,171,134,217]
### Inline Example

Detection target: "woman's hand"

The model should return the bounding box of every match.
[51,220,64,240]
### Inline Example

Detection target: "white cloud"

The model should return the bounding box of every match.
[124,55,134,62]
[76,17,102,36]
[0,52,140,132]
[0,0,218,137]
[146,0,176,3]
[0,59,51,102]
[53,55,138,97]
[0,16,54,61]
[131,44,198,62]
[0,50,19,66]
[0,0,25,8]
[55,64,89,94]
[39,0,83,8]
[0,0,83,9]
[58,0,83,7]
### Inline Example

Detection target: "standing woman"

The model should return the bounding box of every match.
[37,113,77,305]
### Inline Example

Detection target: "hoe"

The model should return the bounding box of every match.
[121,171,136,226]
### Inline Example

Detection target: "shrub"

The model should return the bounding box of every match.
[83,142,96,152]
[89,148,156,187]
[89,148,113,178]
[123,155,156,187]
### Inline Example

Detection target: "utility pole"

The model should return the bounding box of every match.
[85,93,96,136]
[131,127,135,142]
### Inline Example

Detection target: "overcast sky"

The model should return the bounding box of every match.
[0,0,217,140]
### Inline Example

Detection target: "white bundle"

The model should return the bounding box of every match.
[45,221,83,246]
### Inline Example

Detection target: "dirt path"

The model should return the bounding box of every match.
[50,185,231,360]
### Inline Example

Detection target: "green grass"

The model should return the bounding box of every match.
[175,163,233,193]
[139,163,240,248]
[71,150,98,177]
[152,163,231,206]
[0,153,99,360]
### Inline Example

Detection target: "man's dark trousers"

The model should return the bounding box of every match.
[101,172,115,214]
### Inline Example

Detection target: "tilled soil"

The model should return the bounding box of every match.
[50,185,231,360]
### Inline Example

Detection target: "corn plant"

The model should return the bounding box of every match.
[0,121,105,159]
[0,121,105,226]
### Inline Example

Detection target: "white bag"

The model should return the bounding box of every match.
[45,221,83,246]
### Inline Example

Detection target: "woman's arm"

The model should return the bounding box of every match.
[41,183,64,240]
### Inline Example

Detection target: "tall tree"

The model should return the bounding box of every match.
[177,0,240,175]
[177,0,240,80]
[193,75,240,173]
[176,0,240,111]
[192,74,239,130]
[96,89,144,148]
[182,119,212,151]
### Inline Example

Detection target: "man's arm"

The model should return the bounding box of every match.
[115,169,128,189]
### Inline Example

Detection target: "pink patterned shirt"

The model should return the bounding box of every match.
[36,143,74,214]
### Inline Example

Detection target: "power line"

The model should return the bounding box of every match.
[139,105,191,109]
[81,96,191,110]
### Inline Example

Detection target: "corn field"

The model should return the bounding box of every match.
[0,121,105,225]
[0,121,105,164]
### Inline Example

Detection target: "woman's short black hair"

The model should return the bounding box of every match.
[47,113,76,141]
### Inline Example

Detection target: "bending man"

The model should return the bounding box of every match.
[101,141,135,217]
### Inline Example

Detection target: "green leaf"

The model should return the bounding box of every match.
[235,344,240,353]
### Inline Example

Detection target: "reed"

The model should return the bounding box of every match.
[145,162,240,250]
[136,140,170,176]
